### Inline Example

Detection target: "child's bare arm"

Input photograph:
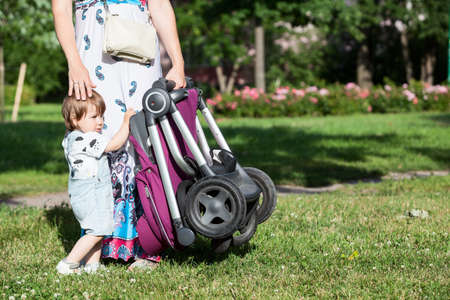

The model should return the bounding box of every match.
[104,109,136,152]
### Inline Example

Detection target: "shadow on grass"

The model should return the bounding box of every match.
[408,147,450,168]
[0,194,17,203]
[43,204,253,266]
[163,236,255,265]
[216,126,399,186]
[426,113,450,126]
[2,117,448,187]
[0,121,67,174]
[44,204,80,253]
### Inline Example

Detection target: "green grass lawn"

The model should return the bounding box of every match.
[1,176,448,298]
[0,104,449,199]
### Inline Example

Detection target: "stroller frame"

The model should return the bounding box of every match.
[130,78,274,251]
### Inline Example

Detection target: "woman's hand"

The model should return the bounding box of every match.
[150,0,186,89]
[68,62,96,100]
[165,65,186,89]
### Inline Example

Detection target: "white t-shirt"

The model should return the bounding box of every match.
[62,130,109,179]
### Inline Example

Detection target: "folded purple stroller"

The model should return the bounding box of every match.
[130,78,277,254]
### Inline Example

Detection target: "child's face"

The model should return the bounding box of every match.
[73,103,104,133]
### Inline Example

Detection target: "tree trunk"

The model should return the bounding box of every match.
[255,25,265,92]
[215,63,240,94]
[215,65,226,94]
[356,42,373,89]
[400,30,413,83]
[420,50,436,84]
[225,62,240,94]
[0,44,5,122]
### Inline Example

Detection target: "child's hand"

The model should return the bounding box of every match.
[124,108,136,121]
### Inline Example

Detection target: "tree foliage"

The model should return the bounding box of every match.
[1,0,66,98]
[0,0,447,100]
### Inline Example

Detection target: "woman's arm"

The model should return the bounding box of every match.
[52,0,95,100]
[149,0,186,88]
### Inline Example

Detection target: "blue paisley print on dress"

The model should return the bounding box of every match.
[74,0,162,262]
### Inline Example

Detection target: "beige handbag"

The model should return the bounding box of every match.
[102,0,157,64]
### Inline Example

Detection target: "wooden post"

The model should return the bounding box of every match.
[255,25,265,92]
[0,46,5,122]
[448,3,450,82]
[11,63,27,122]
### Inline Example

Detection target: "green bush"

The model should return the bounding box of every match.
[5,84,37,106]
[205,81,450,118]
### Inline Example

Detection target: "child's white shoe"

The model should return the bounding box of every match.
[56,258,81,275]
[83,262,106,274]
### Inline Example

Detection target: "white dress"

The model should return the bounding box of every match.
[74,0,162,261]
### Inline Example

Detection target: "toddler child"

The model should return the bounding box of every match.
[56,90,135,274]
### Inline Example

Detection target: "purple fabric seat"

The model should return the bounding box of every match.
[130,89,198,255]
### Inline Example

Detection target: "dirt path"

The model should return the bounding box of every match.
[1,170,448,208]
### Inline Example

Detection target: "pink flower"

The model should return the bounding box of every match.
[300,36,309,44]
[319,88,329,96]
[276,87,290,94]
[306,86,318,93]
[424,86,434,94]
[215,93,223,102]
[358,89,370,99]
[206,99,217,106]
[437,85,448,94]
[249,88,259,100]
[309,97,318,104]
[412,98,418,105]
[292,89,305,97]
[226,101,238,110]
[367,105,373,112]
[234,90,241,97]
[384,84,392,92]
[345,82,357,90]
[402,90,416,101]
[272,94,286,101]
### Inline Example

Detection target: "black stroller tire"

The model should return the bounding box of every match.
[244,167,277,224]
[232,212,257,247]
[176,179,195,216]
[185,176,246,239]
[211,237,232,254]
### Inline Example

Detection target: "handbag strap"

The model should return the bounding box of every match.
[101,0,110,15]
[101,0,151,19]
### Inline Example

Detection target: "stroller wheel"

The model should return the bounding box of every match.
[243,167,277,224]
[185,176,246,239]
[211,237,232,254]
[176,179,195,217]
[232,211,257,247]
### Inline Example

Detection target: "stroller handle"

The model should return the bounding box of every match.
[151,77,194,104]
